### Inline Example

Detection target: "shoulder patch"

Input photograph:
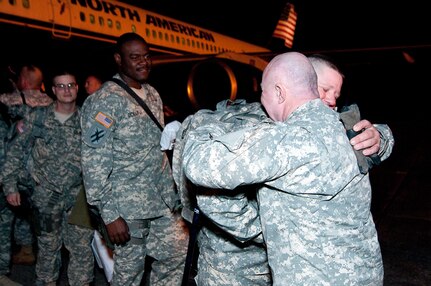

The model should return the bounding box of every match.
[95,112,113,128]
[83,122,112,147]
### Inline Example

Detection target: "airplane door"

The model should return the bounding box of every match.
[50,0,72,39]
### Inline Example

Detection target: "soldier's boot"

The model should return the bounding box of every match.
[0,275,23,286]
[11,245,35,265]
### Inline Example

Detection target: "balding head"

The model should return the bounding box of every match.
[261,52,319,121]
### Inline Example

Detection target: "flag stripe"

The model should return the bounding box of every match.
[272,2,297,48]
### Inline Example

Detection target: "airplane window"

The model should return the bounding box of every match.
[152,30,157,38]
[90,15,95,24]
[176,36,180,44]
[132,25,136,33]
[164,33,169,41]
[187,39,190,47]
[79,12,86,22]
[182,38,185,45]
[23,0,29,9]
[145,28,150,38]
[115,21,121,30]
[158,31,163,39]
[192,40,195,48]
[108,19,113,28]
[170,34,174,43]
[99,17,104,26]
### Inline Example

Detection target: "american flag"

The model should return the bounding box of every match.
[272,3,297,48]
[95,112,113,128]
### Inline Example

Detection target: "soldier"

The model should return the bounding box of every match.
[80,32,188,286]
[0,102,21,286]
[182,52,385,285]
[0,70,94,286]
[172,99,272,285]
[0,64,54,268]
[0,64,53,120]
[308,54,394,159]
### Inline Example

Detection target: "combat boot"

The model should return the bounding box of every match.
[11,245,35,265]
[0,275,22,286]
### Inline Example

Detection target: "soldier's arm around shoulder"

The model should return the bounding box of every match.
[374,124,395,162]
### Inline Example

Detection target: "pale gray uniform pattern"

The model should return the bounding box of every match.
[0,104,94,286]
[0,89,53,121]
[80,75,188,286]
[183,99,384,286]
[0,89,53,108]
[374,124,394,161]
[173,99,271,286]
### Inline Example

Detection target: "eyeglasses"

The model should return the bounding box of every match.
[54,82,77,90]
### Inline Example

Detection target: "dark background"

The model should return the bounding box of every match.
[2,0,429,121]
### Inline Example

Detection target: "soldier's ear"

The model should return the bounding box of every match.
[275,85,285,104]
[114,53,121,66]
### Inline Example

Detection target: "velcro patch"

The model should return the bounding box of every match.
[83,122,111,148]
[95,112,113,128]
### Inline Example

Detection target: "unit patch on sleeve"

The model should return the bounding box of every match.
[83,112,114,147]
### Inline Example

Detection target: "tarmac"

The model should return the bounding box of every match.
[6,120,431,286]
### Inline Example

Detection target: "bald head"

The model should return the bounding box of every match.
[261,52,319,121]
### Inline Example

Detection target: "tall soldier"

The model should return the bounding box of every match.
[80,33,188,286]
[0,70,94,286]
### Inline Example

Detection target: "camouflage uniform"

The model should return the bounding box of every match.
[80,75,188,286]
[374,124,394,161]
[0,89,53,108]
[0,104,94,286]
[0,110,14,278]
[0,88,53,257]
[183,99,384,286]
[173,99,272,286]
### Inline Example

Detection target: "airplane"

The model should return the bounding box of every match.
[0,0,293,116]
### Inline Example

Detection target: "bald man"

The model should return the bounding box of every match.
[182,52,384,285]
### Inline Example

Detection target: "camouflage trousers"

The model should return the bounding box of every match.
[111,211,189,286]
[0,204,13,275]
[13,216,34,245]
[34,205,94,286]
[0,196,35,275]
[195,226,272,286]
